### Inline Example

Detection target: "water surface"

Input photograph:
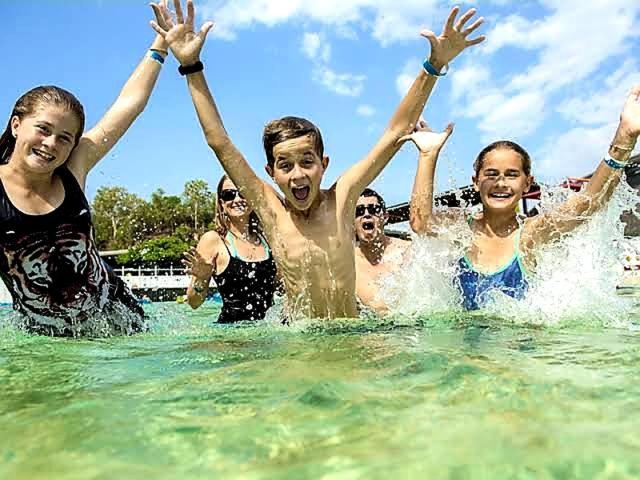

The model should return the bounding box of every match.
[1,303,639,479]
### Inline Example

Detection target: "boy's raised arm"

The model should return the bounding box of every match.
[335,7,485,208]
[151,0,275,212]
[523,84,640,249]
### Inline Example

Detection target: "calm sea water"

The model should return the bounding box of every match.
[1,302,640,479]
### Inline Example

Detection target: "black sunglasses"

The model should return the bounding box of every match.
[355,203,383,218]
[219,189,244,202]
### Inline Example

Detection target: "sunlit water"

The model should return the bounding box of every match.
[2,301,640,479]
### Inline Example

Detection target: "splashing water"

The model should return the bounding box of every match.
[380,178,640,329]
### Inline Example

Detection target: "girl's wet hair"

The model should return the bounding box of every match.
[0,85,85,164]
[215,175,263,237]
[473,140,532,176]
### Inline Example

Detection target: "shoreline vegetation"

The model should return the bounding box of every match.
[93,171,640,270]
[92,179,216,268]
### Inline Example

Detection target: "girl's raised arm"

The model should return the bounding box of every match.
[68,2,169,187]
[523,84,640,250]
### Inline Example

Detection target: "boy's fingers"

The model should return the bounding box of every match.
[173,0,185,24]
[150,21,168,37]
[150,4,168,29]
[454,8,476,31]
[186,0,195,30]
[420,30,438,53]
[462,17,483,37]
[200,21,215,39]
[465,35,486,47]
[444,6,459,33]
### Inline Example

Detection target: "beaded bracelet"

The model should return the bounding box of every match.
[603,153,628,170]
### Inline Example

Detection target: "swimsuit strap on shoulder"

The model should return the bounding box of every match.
[258,233,271,256]
[225,232,239,259]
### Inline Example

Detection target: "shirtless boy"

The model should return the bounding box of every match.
[151,0,485,319]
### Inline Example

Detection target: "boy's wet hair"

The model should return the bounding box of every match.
[359,188,386,213]
[473,140,532,176]
[0,85,85,164]
[263,116,324,168]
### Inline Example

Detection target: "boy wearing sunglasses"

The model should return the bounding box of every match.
[151,0,485,319]
[354,189,410,314]
[355,122,454,314]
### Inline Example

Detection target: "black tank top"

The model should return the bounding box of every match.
[0,167,144,336]
[212,232,277,323]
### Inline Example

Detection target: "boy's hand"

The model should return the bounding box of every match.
[182,247,216,279]
[421,6,485,70]
[150,0,213,66]
[398,120,454,154]
[619,84,640,141]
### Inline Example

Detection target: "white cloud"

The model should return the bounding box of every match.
[451,0,640,163]
[483,0,640,94]
[450,61,491,101]
[536,62,640,179]
[535,123,617,180]
[313,66,366,96]
[202,0,443,45]
[556,60,640,126]
[301,32,331,62]
[300,31,365,96]
[395,58,421,97]
[357,104,376,117]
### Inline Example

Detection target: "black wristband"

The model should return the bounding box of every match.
[178,61,204,76]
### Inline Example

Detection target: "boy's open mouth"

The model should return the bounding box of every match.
[362,220,375,231]
[292,186,310,201]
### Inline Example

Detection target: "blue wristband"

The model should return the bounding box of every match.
[148,50,165,65]
[603,153,627,170]
[422,58,448,77]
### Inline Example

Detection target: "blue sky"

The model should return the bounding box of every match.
[1,0,639,206]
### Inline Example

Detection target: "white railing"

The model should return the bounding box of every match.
[115,266,188,277]
[114,267,192,290]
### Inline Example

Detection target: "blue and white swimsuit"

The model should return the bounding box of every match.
[455,226,528,310]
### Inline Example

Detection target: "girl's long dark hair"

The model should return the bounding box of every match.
[0,85,85,164]
[214,175,262,238]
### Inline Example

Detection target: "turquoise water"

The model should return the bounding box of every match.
[1,302,640,479]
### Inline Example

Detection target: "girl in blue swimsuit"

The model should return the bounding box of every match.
[402,86,640,310]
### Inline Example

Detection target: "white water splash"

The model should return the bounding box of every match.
[381,179,640,329]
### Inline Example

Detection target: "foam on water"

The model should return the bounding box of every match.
[380,178,640,329]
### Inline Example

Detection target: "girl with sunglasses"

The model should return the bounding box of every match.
[0,3,170,336]
[183,175,277,323]
[403,85,640,310]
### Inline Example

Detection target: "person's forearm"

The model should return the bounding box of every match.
[186,277,210,309]
[410,150,438,234]
[114,35,167,115]
[185,72,234,152]
[582,125,637,214]
[388,63,441,138]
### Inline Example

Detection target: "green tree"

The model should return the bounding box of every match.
[92,186,144,249]
[182,179,215,232]
[117,235,189,267]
